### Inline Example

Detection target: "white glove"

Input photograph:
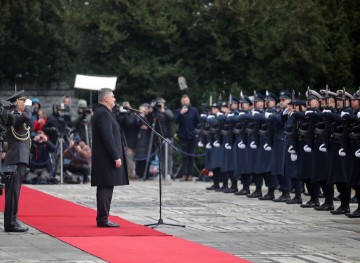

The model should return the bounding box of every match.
[357,112,360,119]
[338,148,346,157]
[205,142,212,149]
[283,107,290,115]
[355,149,360,158]
[25,99,32,106]
[290,153,298,161]
[263,143,272,151]
[250,141,257,149]
[265,112,272,119]
[303,145,312,153]
[319,143,327,152]
[225,143,232,150]
[322,109,331,113]
[340,111,349,118]
[252,111,259,116]
[197,141,204,147]
[238,141,246,149]
[288,146,296,154]
[213,140,220,147]
[305,110,313,115]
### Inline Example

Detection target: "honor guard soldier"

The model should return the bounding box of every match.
[258,91,279,200]
[2,90,32,232]
[267,91,291,202]
[324,89,353,215]
[234,95,253,196]
[313,88,338,212]
[346,90,360,217]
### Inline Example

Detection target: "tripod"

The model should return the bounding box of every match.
[130,108,185,228]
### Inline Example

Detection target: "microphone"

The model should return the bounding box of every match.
[122,105,141,113]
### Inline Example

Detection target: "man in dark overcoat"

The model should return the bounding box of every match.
[91,88,129,228]
[3,90,32,232]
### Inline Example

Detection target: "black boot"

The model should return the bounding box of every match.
[286,190,302,204]
[247,187,262,198]
[258,188,275,200]
[215,181,229,192]
[223,180,238,193]
[206,175,220,190]
[235,185,250,195]
[314,198,334,211]
[300,198,320,208]
[273,191,291,202]
[346,206,360,218]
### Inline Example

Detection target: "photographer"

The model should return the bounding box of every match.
[112,101,138,180]
[148,97,174,179]
[43,103,73,146]
[2,90,32,232]
[27,130,56,184]
[73,99,92,145]
[63,133,91,184]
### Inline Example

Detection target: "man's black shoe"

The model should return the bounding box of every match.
[258,193,275,200]
[314,203,334,211]
[246,190,262,198]
[286,197,302,204]
[4,225,29,233]
[346,208,360,218]
[97,220,120,228]
[330,206,350,215]
[206,184,220,191]
[223,187,238,193]
[273,194,291,203]
[234,187,250,195]
[300,199,320,208]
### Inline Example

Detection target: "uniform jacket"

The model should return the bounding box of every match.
[4,106,32,166]
[91,104,129,187]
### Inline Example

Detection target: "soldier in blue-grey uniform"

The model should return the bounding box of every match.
[246,93,266,198]
[234,95,253,195]
[346,90,360,218]
[205,103,224,191]
[267,91,291,202]
[2,90,32,232]
[313,89,338,211]
[222,100,241,193]
[323,90,353,215]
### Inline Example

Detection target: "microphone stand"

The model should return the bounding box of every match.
[126,107,185,229]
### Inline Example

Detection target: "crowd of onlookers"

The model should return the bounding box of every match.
[25,95,92,184]
[25,94,199,184]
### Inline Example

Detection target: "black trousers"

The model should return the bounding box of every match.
[4,163,26,229]
[96,186,114,223]
[179,138,196,176]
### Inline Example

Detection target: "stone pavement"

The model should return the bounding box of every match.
[1,179,359,263]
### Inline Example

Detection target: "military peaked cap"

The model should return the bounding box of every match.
[336,90,354,100]
[265,91,278,102]
[279,91,292,100]
[6,90,27,103]
[240,95,253,105]
[319,89,337,98]
[306,90,322,100]
[253,93,265,102]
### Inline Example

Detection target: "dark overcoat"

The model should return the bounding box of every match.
[91,104,129,187]
[4,106,32,166]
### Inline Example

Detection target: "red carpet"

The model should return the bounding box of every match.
[0,186,251,263]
